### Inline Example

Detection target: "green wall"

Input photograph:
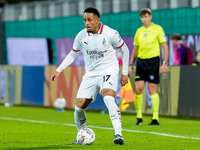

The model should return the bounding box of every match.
[4,7,200,64]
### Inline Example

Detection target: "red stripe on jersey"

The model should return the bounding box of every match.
[116,42,124,49]
[99,24,104,34]
[88,33,90,36]
[72,48,80,52]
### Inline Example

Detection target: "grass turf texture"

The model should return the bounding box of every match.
[0,105,200,150]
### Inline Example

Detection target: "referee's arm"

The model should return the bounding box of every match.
[161,43,168,63]
[130,46,139,65]
[161,43,168,74]
[128,46,139,75]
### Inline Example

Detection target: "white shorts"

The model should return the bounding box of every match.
[76,72,119,101]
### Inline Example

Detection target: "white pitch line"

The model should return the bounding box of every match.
[0,117,199,140]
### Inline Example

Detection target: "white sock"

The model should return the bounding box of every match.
[103,96,122,136]
[74,105,86,130]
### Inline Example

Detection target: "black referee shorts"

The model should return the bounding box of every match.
[135,57,160,84]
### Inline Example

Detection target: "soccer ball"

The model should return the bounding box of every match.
[54,98,66,109]
[76,128,95,145]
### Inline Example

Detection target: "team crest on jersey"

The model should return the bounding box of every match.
[102,38,106,46]
[144,33,147,37]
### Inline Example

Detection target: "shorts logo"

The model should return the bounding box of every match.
[149,75,154,80]
[144,33,147,37]
[135,76,140,79]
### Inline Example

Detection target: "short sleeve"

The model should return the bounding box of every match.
[111,31,124,49]
[72,32,82,52]
[158,26,167,44]
[134,29,139,47]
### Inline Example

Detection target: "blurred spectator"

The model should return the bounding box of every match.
[192,51,200,66]
[171,34,193,65]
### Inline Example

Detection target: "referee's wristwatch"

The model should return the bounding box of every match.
[163,61,168,65]
[129,63,134,69]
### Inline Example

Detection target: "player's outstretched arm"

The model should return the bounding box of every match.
[119,43,129,86]
[56,50,79,73]
[119,43,129,75]
[51,50,79,81]
[51,71,60,81]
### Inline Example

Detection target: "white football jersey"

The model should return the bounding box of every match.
[72,23,124,76]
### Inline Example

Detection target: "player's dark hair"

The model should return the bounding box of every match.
[84,7,100,18]
[140,8,151,16]
[171,34,182,40]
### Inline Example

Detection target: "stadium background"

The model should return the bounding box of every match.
[0,0,200,117]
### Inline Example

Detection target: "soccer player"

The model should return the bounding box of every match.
[51,7,129,145]
[128,8,168,125]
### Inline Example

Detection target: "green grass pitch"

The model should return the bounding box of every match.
[0,105,200,150]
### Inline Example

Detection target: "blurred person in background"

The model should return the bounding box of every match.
[128,8,168,125]
[51,7,129,145]
[192,51,200,66]
[171,34,193,65]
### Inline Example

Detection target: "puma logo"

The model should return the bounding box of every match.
[108,82,113,86]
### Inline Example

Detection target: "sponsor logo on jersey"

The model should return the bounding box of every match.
[86,50,108,59]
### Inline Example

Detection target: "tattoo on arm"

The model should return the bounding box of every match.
[76,99,83,104]
[102,89,110,95]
